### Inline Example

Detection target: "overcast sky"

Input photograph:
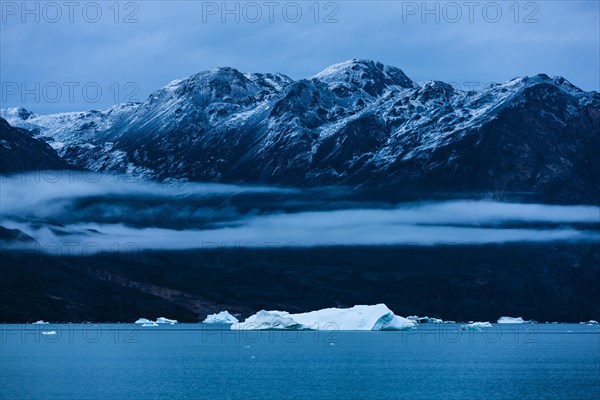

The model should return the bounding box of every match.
[1,1,598,113]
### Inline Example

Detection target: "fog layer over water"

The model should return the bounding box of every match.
[1,172,598,252]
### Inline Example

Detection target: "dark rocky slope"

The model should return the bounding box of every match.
[1,244,598,323]
[0,117,71,173]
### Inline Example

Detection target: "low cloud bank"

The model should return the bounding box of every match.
[1,172,598,252]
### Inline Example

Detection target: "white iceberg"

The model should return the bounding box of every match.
[232,310,302,330]
[497,316,533,324]
[41,331,57,335]
[203,311,239,324]
[588,320,598,324]
[135,317,177,325]
[33,320,49,325]
[407,315,444,324]
[231,304,417,331]
[460,321,493,330]
[156,317,177,325]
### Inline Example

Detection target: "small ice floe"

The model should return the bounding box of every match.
[203,311,239,324]
[407,316,444,324]
[588,320,598,324]
[460,322,493,331]
[135,317,177,325]
[497,316,534,324]
[231,304,417,331]
[156,317,177,325]
[41,331,57,335]
[33,320,49,325]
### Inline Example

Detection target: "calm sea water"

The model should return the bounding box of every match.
[1,323,598,400]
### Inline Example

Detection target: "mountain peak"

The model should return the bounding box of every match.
[501,74,583,92]
[0,107,36,121]
[312,59,415,95]
[312,59,380,77]
[149,66,262,106]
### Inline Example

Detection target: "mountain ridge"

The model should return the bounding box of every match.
[2,59,599,203]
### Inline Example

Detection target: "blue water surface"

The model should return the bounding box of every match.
[1,323,599,400]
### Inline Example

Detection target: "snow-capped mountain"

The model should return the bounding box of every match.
[3,59,599,203]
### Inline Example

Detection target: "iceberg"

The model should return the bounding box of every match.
[460,321,493,330]
[497,316,533,324]
[135,317,177,325]
[407,315,444,324]
[33,320,49,325]
[231,304,417,331]
[41,331,57,335]
[232,310,302,330]
[588,320,599,324]
[156,317,177,325]
[203,311,239,324]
